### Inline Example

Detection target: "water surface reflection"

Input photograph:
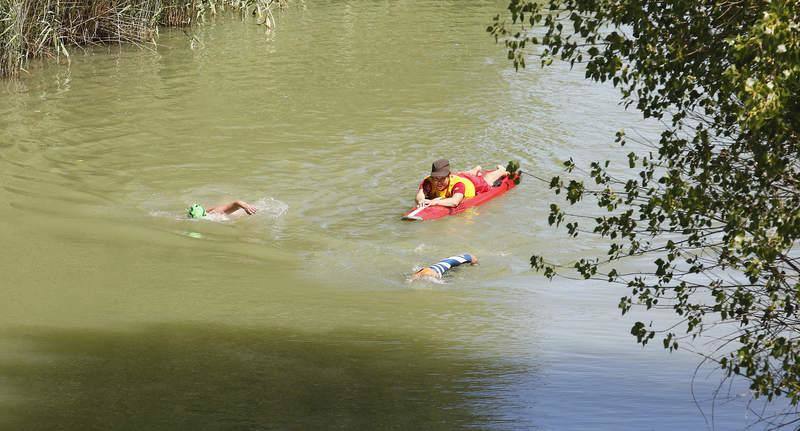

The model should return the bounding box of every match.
[0,323,528,430]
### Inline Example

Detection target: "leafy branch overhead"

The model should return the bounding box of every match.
[490,0,800,408]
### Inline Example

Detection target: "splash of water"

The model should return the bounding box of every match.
[150,196,289,222]
[252,197,288,219]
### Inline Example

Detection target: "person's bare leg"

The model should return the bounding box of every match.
[482,165,508,185]
[465,165,482,176]
[411,267,440,280]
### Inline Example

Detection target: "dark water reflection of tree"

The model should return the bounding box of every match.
[0,324,523,430]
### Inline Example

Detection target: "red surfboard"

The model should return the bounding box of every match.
[402,173,519,221]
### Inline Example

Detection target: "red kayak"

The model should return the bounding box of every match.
[402,173,520,221]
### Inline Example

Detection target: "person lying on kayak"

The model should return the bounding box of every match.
[411,253,478,280]
[415,159,508,208]
[187,200,258,218]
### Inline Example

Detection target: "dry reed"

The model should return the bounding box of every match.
[0,0,286,77]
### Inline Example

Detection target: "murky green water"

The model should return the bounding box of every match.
[0,1,772,429]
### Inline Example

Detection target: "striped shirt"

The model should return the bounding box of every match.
[427,254,474,276]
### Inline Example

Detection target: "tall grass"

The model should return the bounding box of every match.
[0,0,286,77]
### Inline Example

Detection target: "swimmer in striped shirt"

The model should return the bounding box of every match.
[412,254,478,280]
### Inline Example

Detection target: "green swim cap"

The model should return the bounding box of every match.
[187,204,206,219]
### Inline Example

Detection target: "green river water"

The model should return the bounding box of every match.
[0,1,774,429]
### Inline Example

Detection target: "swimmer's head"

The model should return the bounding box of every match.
[187,204,206,219]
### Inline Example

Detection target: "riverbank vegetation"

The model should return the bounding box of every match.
[490,0,800,423]
[0,0,285,77]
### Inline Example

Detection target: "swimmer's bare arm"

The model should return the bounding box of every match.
[207,200,258,215]
[429,193,464,208]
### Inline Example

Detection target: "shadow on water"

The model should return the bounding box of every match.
[0,323,524,430]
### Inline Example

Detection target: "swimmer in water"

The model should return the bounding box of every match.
[411,253,478,280]
[187,200,258,218]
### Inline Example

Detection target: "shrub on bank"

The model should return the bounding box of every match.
[0,0,283,77]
